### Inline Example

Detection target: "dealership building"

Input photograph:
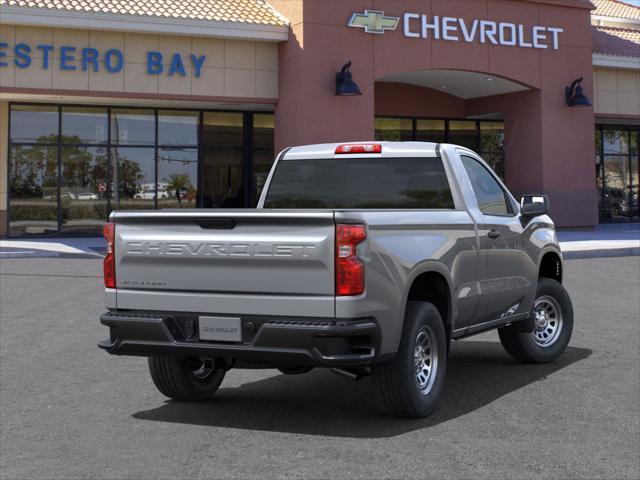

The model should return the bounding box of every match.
[0,0,638,237]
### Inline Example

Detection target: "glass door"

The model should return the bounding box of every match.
[201,112,245,208]
[598,126,640,222]
[632,130,639,221]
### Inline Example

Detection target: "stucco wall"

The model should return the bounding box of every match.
[0,25,278,99]
[593,67,640,117]
[375,83,466,118]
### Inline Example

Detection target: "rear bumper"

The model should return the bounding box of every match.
[98,311,380,367]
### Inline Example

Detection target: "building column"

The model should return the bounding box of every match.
[271,0,375,152]
[500,85,597,228]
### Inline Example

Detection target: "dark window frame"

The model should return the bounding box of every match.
[6,102,275,237]
[375,115,505,179]
[375,115,504,150]
[596,124,640,223]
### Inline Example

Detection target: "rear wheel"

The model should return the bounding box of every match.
[373,301,447,418]
[499,278,573,363]
[148,356,226,401]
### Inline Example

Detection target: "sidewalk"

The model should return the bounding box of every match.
[1,223,638,259]
[0,237,105,259]
[557,223,640,259]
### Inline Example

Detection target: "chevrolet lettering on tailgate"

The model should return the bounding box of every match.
[125,241,319,258]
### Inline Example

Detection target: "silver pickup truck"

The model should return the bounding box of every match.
[99,142,573,418]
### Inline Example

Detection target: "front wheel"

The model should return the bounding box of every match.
[148,356,226,401]
[499,278,574,363]
[372,301,447,418]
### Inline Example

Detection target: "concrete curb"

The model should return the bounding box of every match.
[0,247,104,259]
[563,248,640,260]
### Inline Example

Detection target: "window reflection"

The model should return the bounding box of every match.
[7,105,276,235]
[602,155,629,221]
[631,155,639,221]
[374,117,505,180]
[60,146,112,234]
[61,107,108,144]
[597,127,639,222]
[375,118,413,141]
[111,109,155,146]
[158,111,198,146]
[112,147,156,210]
[416,119,445,143]
[10,105,59,144]
[480,122,505,179]
[480,122,504,153]
[603,129,629,155]
[8,145,59,235]
[158,149,198,208]
[449,120,477,150]
[253,114,275,204]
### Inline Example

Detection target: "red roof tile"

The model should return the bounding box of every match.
[0,0,288,26]
[593,25,640,57]
[591,0,640,21]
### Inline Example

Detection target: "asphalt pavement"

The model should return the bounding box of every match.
[0,256,638,479]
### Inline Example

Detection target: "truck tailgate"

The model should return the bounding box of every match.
[112,210,335,297]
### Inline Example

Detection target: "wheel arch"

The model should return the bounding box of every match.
[402,262,454,346]
[538,248,563,283]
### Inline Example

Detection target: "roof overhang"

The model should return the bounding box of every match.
[0,89,276,110]
[593,53,640,69]
[521,0,595,9]
[592,15,640,28]
[377,70,531,100]
[0,5,290,42]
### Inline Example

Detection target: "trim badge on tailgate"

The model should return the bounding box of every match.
[199,316,242,342]
[125,241,318,258]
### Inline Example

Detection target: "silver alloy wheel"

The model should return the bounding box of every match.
[414,327,439,395]
[191,357,215,380]
[531,295,564,347]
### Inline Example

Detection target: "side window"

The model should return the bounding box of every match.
[461,155,510,216]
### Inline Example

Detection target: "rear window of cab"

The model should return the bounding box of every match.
[264,157,455,209]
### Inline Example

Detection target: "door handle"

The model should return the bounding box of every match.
[488,230,501,240]
[196,218,236,229]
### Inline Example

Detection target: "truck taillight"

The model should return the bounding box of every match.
[103,222,116,289]
[336,224,366,296]
[335,144,382,154]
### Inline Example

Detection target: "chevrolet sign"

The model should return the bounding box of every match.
[348,11,563,50]
[348,10,400,34]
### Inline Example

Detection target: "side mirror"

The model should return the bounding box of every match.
[520,194,550,217]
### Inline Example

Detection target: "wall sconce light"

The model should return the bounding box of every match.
[565,77,592,107]
[335,61,362,96]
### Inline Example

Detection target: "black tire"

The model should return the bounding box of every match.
[277,366,314,375]
[499,278,574,363]
[148,356,226,401]
[372,301,447,418]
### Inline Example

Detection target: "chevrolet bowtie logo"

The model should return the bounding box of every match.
[348,10,400,35]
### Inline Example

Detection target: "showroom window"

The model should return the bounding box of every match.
[375,117,505,179]
[7,104,275,236]
[596,125,639,222]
